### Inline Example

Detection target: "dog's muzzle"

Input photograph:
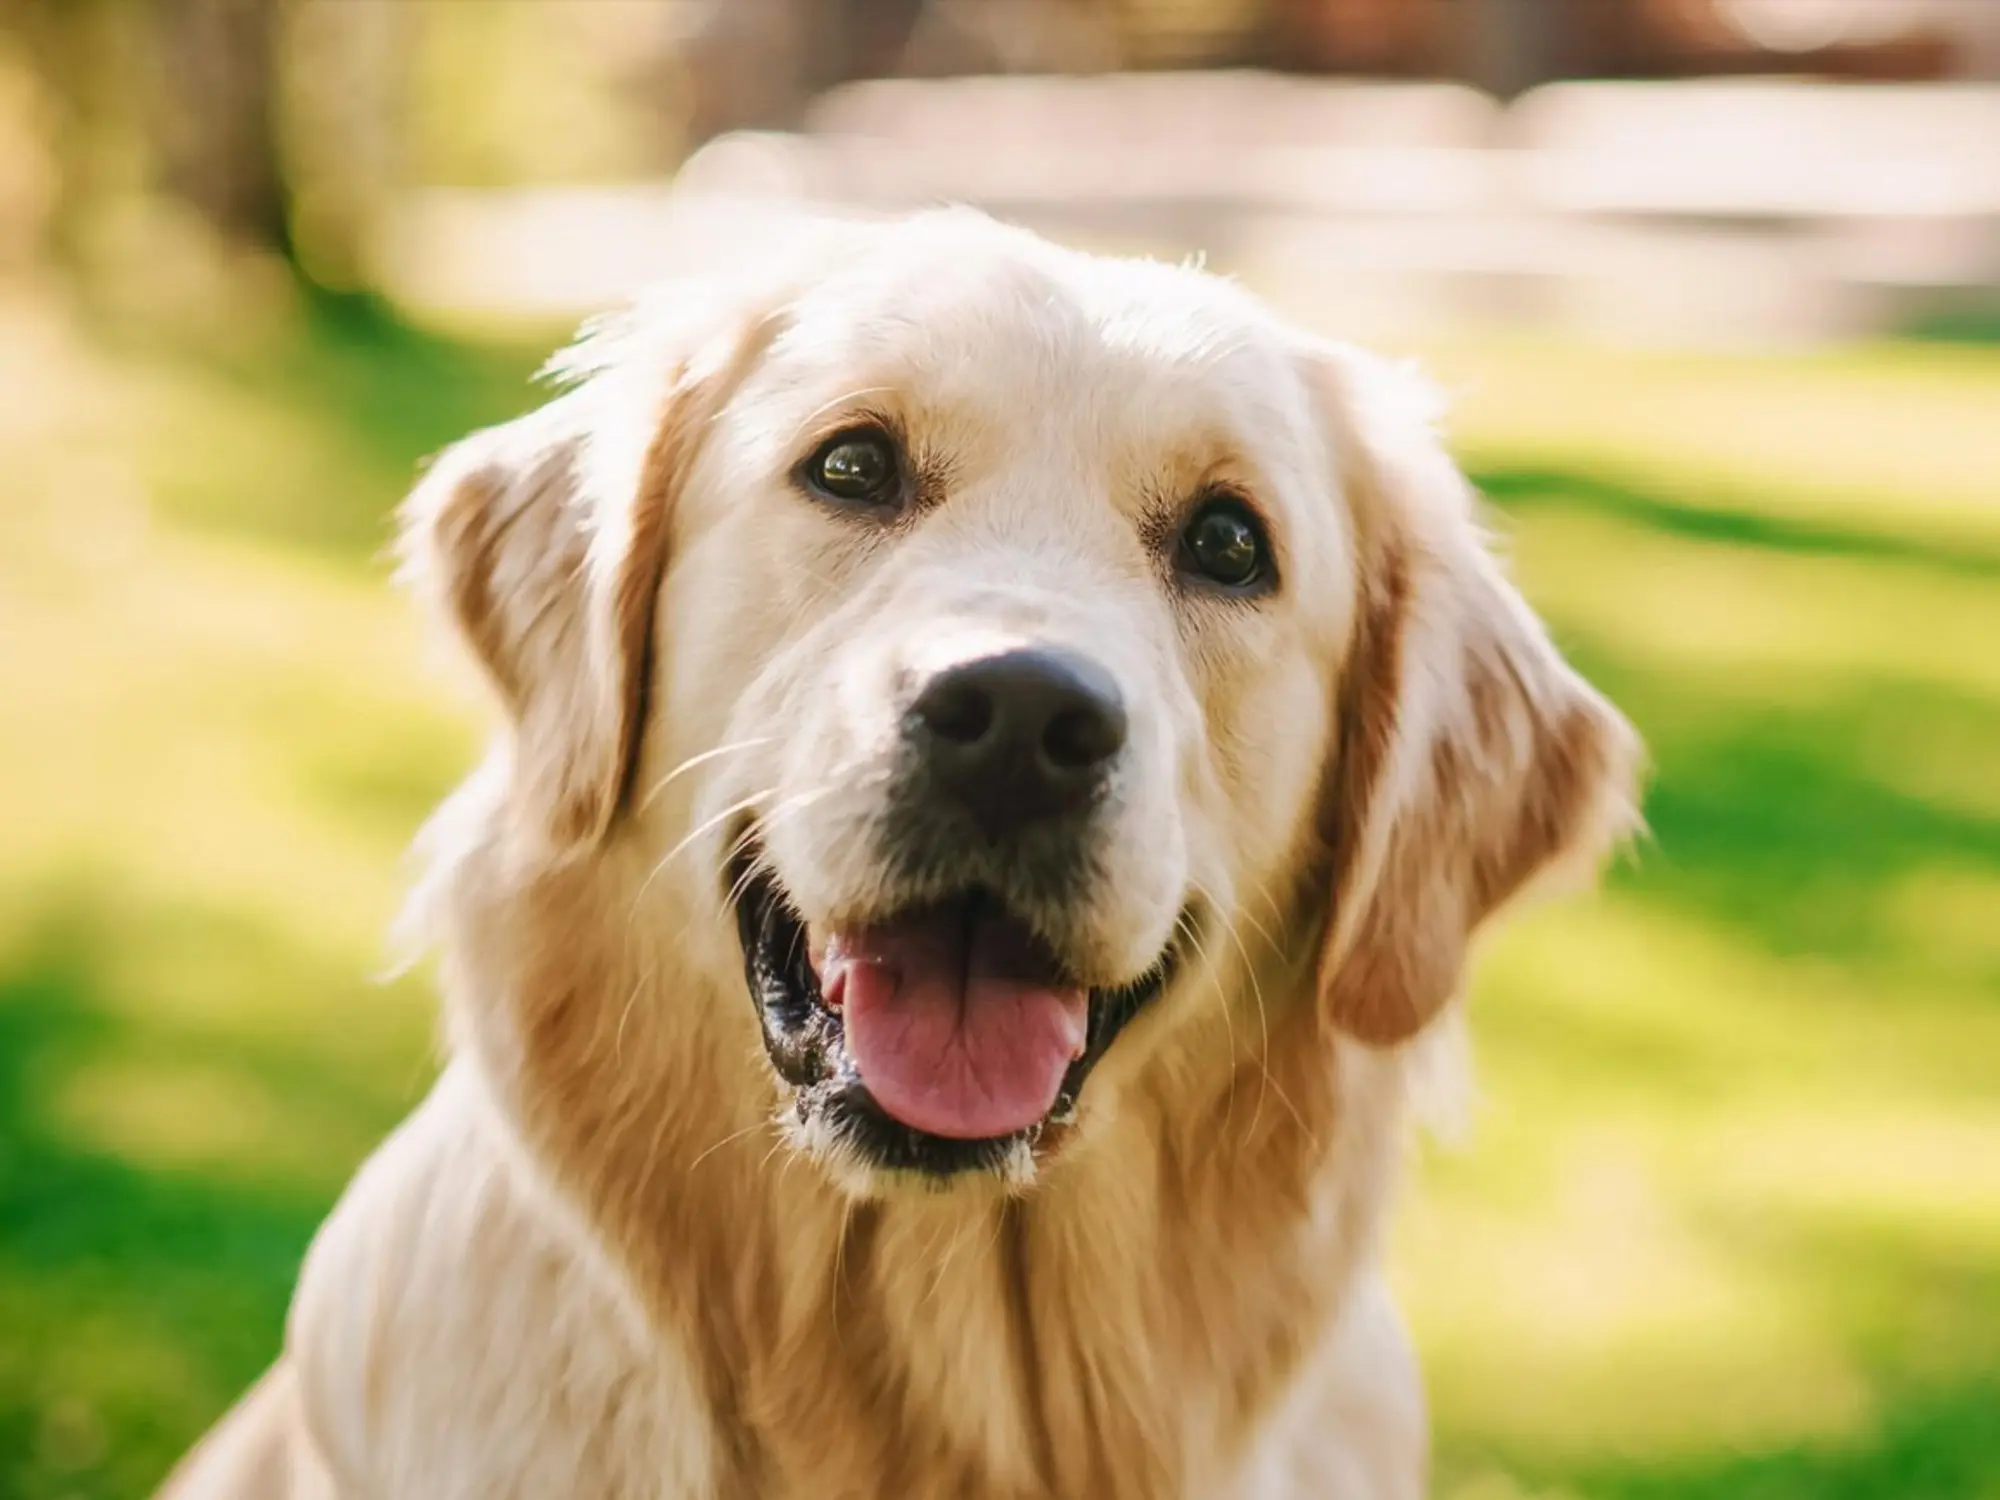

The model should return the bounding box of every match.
[724,644,1186,1179]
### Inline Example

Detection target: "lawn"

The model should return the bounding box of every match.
[1,286,1996,1500]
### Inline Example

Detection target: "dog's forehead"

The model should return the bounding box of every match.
[761,220,1309,443]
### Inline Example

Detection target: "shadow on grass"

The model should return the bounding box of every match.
[1440,1376,2000,1500]
[1593,663,2000,1000]
[1593,1381,2000,1500]
[1464,1210,2000,1500]
[1901,306,2000,348]
[1472,463,2000,581]
[0,885,427,1500]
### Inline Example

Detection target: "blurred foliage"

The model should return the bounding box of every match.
[1,282,1997,1497]
[0,0,687,303]
[399,3,684,191]
[1,0,1963,312]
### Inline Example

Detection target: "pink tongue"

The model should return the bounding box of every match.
[817,909,1087,1140]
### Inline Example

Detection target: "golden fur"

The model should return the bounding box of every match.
[157,211,1640,1500]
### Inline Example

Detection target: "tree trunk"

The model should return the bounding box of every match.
[151,0,293,258]
[1462,0,1573,97]
[282,0,410,290]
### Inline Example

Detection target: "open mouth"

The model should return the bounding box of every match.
[728,844,1182,1176]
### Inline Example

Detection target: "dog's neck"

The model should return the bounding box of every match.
[437,836,1406,1499]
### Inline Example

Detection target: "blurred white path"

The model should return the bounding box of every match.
[379,76,2000,347]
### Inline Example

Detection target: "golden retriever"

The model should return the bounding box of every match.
[156,209,1640,1500]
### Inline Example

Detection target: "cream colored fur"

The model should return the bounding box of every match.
[155,210,1640,1500]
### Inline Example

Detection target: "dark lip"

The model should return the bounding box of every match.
[725,840,1185,1177]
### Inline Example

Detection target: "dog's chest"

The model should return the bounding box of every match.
[717,1191,1355,1500]
[300,1070,1403,1500]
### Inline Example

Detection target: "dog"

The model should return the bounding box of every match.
[156,209,1640,1500]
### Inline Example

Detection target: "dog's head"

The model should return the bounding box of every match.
[402,211,1639,1195]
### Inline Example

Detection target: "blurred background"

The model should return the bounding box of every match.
[2,2,1998,1497]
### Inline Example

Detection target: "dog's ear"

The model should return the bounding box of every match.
[1307,344,1643,1046]
[398,308,766,853]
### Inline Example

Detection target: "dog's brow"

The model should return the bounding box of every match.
[788,386,898,449]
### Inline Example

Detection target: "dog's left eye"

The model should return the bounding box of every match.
[802,428,901,508]
[1176,494,1272,592]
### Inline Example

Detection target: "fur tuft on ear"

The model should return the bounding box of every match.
[1308,344,1644,1047]
[396,300,771,854]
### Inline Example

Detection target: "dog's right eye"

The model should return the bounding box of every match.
[801,428,902,509]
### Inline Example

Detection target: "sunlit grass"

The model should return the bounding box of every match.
[0,292,503,1498]
[1415,336,2000,559]
[1,285,1996,1498]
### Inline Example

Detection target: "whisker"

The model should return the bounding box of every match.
[687,1118,769,1176]
[638,736,777,813]
[1231,887,1288,966]
[652,780,848,961]
[830,1197,859,1354]
[717,784,836,893]
[1175,898,1237,1131]
[1189,877,1310,1146]
[651,787,781,881]
[611,963,650,1064]
[1178,886,1246,1136]
[625,784,785,945]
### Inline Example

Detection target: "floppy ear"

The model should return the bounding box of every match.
[397,312,758,853]
[1309,344,1643,1046]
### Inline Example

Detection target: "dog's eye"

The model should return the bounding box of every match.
[803,428,901,508]
[1177,494,1271,592]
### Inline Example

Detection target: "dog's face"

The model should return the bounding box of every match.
[403,212,1639,1195]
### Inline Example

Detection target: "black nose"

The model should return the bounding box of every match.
[906,648,1128,833]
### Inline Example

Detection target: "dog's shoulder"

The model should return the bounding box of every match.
[287,1064,718,1500]
[151,1363,337,1500]
[1269,1271,1428,1500]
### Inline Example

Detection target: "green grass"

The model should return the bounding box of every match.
[1,291,1996,1499]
